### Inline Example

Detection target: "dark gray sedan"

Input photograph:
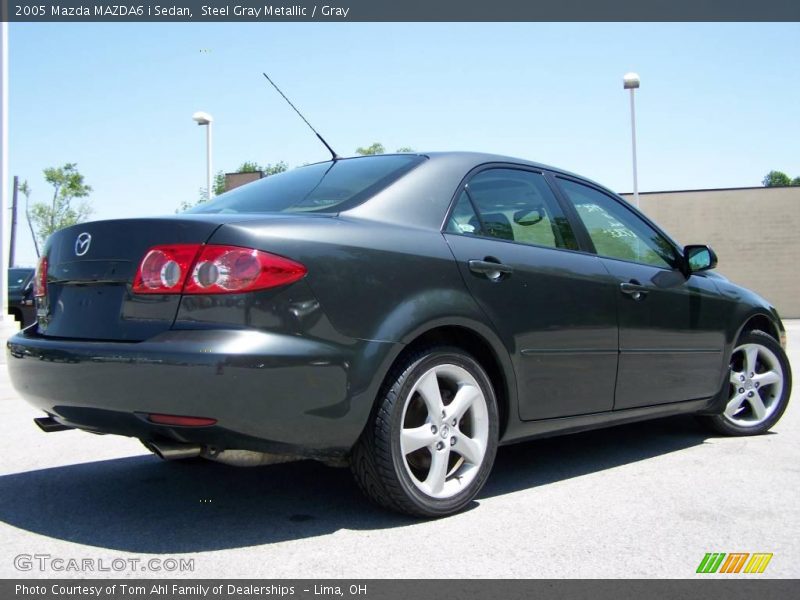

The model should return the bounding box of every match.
[7,267,36,328]
[7,152,792,517]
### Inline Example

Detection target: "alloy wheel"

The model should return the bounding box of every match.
[399,364,489,499]
[724,342,785,427]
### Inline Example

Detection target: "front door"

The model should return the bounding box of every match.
[555,176,727,409]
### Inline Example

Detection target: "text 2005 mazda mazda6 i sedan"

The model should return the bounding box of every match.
[7,152,793,517]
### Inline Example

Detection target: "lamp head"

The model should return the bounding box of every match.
[192,111,213,125]
[623,72,640,89]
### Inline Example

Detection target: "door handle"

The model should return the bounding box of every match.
[620,280,648,301]
[468,259,513,281]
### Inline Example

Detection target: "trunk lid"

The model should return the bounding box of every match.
[38,217,226,341]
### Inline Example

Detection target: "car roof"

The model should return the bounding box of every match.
[339,151,623,230]
[323,151,619,198]
[425,151,616,192]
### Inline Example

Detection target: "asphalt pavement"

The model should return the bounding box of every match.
[1,321,798,578]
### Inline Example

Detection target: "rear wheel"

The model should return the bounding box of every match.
[699,330,791,436]
[351,347,499,517]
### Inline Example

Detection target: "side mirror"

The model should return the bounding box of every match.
[513,207,544,226]
[684,245,718,273]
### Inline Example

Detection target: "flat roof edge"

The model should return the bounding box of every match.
[620,185,799,195]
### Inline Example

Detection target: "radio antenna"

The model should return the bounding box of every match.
[262,72,340,161]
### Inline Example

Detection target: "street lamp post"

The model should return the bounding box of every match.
[192,111,214,200]
[623,72,640,209]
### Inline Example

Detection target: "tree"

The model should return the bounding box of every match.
[356,142,385,156]
[356,143,415,155]
[211,170,227,198]
[793,177,800,186]
[258,161,289,177]
[762,170,793,187]
[18,180,40,258]
[28,163,92,250]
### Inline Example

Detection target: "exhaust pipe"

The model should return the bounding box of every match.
[146,442,304,466]
[147,441,203,461]
[34,417,74,433]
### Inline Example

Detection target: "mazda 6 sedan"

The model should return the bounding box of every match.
[7,152,792,517]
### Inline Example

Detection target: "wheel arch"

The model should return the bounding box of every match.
[394,320,517,439]
[736,312,782,344]
[702,311,786,416]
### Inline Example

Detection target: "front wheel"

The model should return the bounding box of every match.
[699,330,792,436]
[351,347,499,517]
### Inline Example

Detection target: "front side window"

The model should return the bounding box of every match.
[557,178,677,268]
[446,168,578,251]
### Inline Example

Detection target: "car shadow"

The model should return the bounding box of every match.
[0,415,712,553]
[484,414,714,499]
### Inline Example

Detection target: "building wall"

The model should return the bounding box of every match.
[224,171,262,191]
[621,186,800,318]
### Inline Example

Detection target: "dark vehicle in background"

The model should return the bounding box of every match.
[6,153,792,517]
[7,267,36,328]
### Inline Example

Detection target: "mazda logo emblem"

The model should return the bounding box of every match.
[75,232,92,256]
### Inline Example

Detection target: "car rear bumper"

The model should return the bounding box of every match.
[7,328,398,458]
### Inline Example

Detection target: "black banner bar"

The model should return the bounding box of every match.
[3,580,800,600]
[3,0,800,22]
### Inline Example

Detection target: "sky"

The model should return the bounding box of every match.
[7,22,800,266]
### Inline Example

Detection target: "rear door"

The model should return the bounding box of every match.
[443,166,619,420]
[554,176,727,409]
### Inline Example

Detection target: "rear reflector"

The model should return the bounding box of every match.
[34,255,48,298]
[147,414,217,427]
[132,244,306,295]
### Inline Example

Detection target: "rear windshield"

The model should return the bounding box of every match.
[188,154,426,215]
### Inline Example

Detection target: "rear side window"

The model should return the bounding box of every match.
[446,168,578,251]
[189,155,426,214]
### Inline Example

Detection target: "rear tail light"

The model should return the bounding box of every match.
[184,246,307,294]
[132,244,306,295]
[34,256,48,298]
[132,244,201,294]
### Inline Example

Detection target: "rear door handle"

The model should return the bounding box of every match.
[468,259,513,281]
[620,280,648,301]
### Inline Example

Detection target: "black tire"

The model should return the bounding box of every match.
[350,346,499,517]
[698,330,792,436]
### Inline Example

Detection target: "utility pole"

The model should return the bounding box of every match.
[9,175,17,267]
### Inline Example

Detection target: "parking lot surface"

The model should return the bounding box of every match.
[1,322,798,578]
